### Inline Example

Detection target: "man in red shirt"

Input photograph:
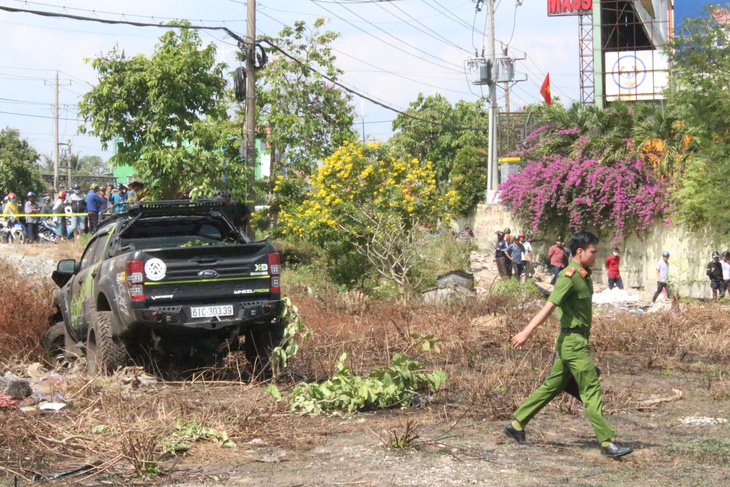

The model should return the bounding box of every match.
[604,246,623,290]
[548,237,566,285]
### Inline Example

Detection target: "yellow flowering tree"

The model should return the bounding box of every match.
[278,141,451,289]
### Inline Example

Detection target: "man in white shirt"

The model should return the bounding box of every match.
[652,251,673,303]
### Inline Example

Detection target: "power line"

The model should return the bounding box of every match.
[0,109,82,121]
[254,8,475,96]
[424,0,486,38]
[0,5,248,44]
[310,0,465,73]
[260,39,488,132]
[1,4,488,132]
[9,0,245,24]
[375,1,471,54]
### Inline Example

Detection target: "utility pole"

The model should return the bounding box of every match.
[486,0,498,193]
[503,46,510,114]
[53,71,59,191]
[243,0,257,239]
[245,0,256,184]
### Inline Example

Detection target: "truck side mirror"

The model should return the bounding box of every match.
[52,259,77,288]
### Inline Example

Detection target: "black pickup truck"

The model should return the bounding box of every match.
[45,200,283,374]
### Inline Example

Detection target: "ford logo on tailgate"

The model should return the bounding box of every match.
[198,269,219,278]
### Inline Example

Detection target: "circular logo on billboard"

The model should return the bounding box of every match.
[612,55,647,90]
[144,258,167,281]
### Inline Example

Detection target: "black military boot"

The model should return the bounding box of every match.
[601,443,633,458]
[503,423,527,444]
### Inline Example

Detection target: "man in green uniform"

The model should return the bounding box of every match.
[503,231,633,458]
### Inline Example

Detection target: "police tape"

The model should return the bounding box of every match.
[2,213,89,217]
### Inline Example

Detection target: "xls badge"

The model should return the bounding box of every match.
[144,258,167,281]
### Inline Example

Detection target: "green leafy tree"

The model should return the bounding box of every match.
[664,8,730,232]
[78,25,245,199]
[448,146,489,216]
[390,93,489,182]
[0,128,45,197]
[256,19,357,176]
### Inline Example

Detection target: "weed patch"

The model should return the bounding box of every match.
[0,258,55,362]
[284,353,447,415]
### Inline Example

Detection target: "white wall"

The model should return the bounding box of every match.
[465,203,727,298]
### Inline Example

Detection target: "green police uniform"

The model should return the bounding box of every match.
[512,265,616,443]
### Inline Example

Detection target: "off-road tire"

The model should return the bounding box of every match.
[41,322,66,365]
[242,324,285,372]
[86,311,127,375]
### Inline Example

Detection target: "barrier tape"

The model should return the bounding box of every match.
[2,213,89,217]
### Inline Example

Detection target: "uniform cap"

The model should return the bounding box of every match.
[662,251,670,257]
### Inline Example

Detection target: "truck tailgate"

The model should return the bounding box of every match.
[137,243,274,304]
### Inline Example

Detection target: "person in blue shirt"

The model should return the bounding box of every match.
[109,184,126,213]
[506,235,526,281]
[85,184,106,233]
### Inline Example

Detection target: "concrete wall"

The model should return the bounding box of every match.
[463,203,727,298]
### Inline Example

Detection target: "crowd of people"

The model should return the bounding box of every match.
[1,181,145,241]
[494,228,534,281]
[492,230,730,301]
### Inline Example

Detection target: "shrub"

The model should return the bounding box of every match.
[0,260,56,361]
[278,141,452,290]
[499,153,671,240]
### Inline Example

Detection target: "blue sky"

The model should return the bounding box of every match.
[0,0,584,163]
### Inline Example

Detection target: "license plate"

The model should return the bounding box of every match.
[190,305,234,318]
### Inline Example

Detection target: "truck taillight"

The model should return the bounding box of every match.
[126,259,145,301]
[268,252,281,291]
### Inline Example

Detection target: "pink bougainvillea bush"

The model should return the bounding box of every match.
[498,140,671,240]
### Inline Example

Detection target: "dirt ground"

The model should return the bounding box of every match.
[1,243,729,486]
[4,367,728,487]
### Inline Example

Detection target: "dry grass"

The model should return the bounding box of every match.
[0,259,56,361]
[283,290,730,420]
[2,246,730,483]
[12,240,85,262]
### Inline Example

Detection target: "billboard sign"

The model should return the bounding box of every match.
[548,0,592,17]
[674,0,712,33]
[604,50,669,101]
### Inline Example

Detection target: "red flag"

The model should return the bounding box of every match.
[540,73,552,106]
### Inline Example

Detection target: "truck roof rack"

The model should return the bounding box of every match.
[99,200,228,225]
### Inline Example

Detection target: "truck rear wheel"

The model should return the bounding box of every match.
[86,311,127,375]
[41,322,66,366]
[242,325,285,371]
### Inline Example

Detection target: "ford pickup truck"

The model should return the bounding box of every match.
[44,200,283,374]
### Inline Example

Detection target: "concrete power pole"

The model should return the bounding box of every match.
[486,0,498,193]
[245,0,256,184]
[53,71,59,191]
[503,45,510,114]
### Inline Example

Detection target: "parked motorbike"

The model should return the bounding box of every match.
[39,219,70,242]
[0,218,25,244]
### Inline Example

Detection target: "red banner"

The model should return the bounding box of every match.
[548,0,592,17]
